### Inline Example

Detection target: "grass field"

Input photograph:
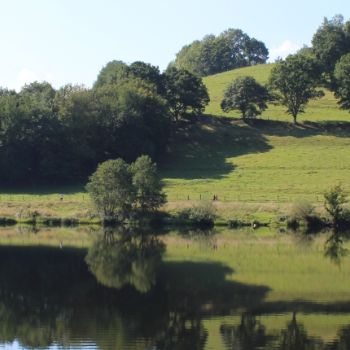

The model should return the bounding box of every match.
[0,64,350,220]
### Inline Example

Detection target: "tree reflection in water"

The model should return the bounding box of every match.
[85,227,165,293]
[1,228,350,349]
[221,313,271,350]
[324,230,349,265]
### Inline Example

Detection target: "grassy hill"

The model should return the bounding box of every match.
[203,63,350,122]
[161,64,350,217]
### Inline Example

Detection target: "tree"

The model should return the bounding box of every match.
[163,67,209,122]
[94,60,130,88]
[334,53,350,110]
[173,28,268,76]
[129,61,164,94]
[86,156,167,220]
[324,184,348,227]
[130,155,166,212]
[312,15,350,81]
[269,54,323,124]
[220,76,270,119]
[86,159,135,220]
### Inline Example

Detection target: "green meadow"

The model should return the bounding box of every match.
[1,64,350,220]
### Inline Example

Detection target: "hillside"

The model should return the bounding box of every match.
[161,64,350,215]
[203,63,350,122]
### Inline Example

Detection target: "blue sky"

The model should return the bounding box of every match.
[0,0,349,91]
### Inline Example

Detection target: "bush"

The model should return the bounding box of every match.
[288,199,326,233]
[290,199,314,220]
[178,201,216,227]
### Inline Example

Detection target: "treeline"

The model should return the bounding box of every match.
[171,28,269,76]
[0,62,209,184]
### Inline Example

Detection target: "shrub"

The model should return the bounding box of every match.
[179,201,216,227]
[290,199,314,220]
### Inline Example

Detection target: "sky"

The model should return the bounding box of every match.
[0,0,349,91]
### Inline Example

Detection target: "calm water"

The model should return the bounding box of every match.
[0,227,349,349]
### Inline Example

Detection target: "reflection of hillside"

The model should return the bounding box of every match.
[0,233,349,349]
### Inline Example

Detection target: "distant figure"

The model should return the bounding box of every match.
[60,194,64,201]
[59,241,63,249]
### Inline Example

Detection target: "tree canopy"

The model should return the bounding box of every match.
[269,54,323,123]
[86,155,165,220]
[334,53,350,111]
[221,76,270,119]
[164,67,209,121]
[312,15,350,82]
[172,28,268,76]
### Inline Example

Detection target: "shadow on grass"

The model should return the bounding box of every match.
[161,116,350,181]
[0,184,85,195]
[161,116,272,180]
[245,118,350,139]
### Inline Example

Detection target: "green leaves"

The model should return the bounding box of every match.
[173,28,268,76]
[164,67,209,121]
[221,76,270,119]
[334,53,350,110]
[269,54,323,123]
[86,155,166,220]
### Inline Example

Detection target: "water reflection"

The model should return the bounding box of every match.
[0,227,349,349]
[324,231,350,265]
[221,313,271,350]
[86,227,165,293]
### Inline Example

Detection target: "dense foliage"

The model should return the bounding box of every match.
[334,53,350,110]
[86,156,165,220]
[269,54,323,123]
[0,61,209,185]
[312,15,350,82]
[221,76,270,119]
[172,28,268,76]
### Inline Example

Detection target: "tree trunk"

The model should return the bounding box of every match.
[293,115,297,124]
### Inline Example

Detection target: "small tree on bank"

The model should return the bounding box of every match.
[86,156,165,221]
[86,159,135,220]
[220,76,270,119]
[131,155,166,212]
[269,54,323,124]
[324,184,348,227]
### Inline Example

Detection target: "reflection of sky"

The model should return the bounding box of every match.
[0,341,99,350]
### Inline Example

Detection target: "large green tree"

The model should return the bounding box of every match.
[86,158,135,220]
[164,67,209,122]
[94,60,130,88]
[312,15,350,81]
[220,76,270,119]
[173,28,268,76]
[334,53,350,110]
[269,54,323,124]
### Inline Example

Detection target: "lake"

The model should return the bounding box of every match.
[0,226,349,349]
